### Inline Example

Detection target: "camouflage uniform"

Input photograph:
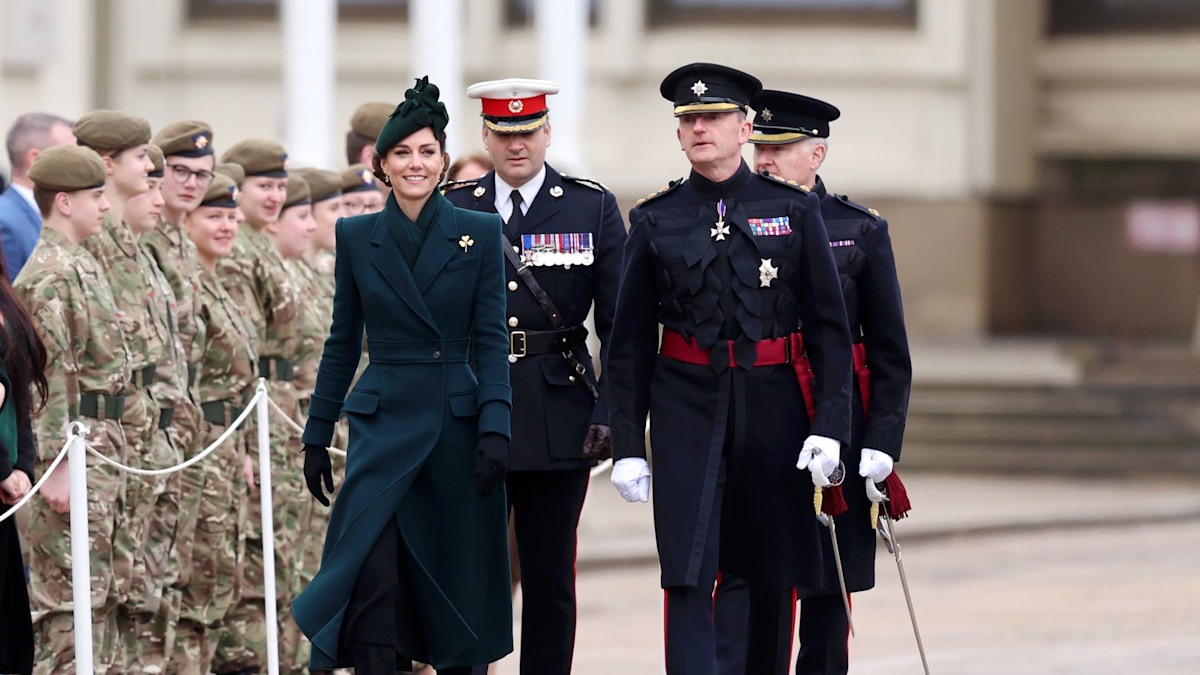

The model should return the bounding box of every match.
[15,227,153,674]
[82,215,193,673]
[170,266,258,674]
[214,221,302,672]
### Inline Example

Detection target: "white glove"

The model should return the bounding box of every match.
[611,457,651,503]
[858,448,894,484]
[796,435,840,485]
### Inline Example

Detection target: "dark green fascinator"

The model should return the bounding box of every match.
[374,76,450,155]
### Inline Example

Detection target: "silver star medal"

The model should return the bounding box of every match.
[759,258,778,287]
[691,80,708,96]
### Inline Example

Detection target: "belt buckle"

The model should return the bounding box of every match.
[510,330,527,358]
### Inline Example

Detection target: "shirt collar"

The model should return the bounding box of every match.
[493,164,547,216]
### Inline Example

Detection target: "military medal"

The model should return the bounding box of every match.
[711,199,730,241]
[759,258,778,287]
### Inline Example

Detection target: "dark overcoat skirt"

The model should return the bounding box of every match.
[293,192,514,669]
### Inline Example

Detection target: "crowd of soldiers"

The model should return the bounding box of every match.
[2,60,910,675]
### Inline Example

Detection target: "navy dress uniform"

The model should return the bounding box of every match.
[606,64,853,675]
[444,78,626,675]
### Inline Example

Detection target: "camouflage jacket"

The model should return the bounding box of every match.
[141,218,205,371]
[286,258,332,400]
[217,222,299,362]
[195,267,259,406]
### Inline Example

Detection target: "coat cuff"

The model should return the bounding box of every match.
[477,400,511,441]
[302,416,336,448]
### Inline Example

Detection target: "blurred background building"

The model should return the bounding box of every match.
[3,0,1200,471]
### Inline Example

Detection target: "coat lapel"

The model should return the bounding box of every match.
[368,210,440,334]
[517,165,563,234]
[411,196,461,294]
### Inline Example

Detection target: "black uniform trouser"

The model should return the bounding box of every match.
[664,456,795,675]
[714,576,851,675]
[507,467,591,675]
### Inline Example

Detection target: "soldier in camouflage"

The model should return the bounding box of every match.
[15,145,154,674]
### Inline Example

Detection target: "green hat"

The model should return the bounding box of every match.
[28,145,107,193]
[199,173,239,208]
[215,162,245,187]
[221,139,288,178]
[341,163,379,193]
[374,77,449,155]
[282,176,311,210]
[153,120,214,157]
[351,102,393,139]
[73,110,152,152]
[147,144,165,177]
[294,167,341,203]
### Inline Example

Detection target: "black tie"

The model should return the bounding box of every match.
[506,191,524,241]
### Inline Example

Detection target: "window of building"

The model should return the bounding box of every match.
[1047,0,1200,35]
[188,0,406,22]
[647,0,917,28]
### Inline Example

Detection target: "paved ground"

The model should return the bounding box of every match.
[489,471,1200,674]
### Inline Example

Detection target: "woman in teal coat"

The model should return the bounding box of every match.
[294,78,513,674]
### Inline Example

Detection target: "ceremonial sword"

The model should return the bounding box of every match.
[868,479,930,675]
[813,462,855,637]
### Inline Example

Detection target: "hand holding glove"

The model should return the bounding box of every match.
[303,444,334,506]
[796,435,841,486]
[475,432,508,497]
[581,424,612,461]
[858,448,894,484]
[611,457,651,503]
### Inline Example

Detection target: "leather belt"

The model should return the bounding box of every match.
[78,393,126,421]
[258,356,295,382]
[508,325,588,358]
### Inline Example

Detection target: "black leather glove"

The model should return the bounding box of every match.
[303,444,334,506]
[475,432,508,497]
[581,423,612,461]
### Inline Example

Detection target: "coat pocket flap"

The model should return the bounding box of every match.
[341,390,380,415]
[448,392,478,417]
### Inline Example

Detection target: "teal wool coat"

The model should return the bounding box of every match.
[294,192,514,669]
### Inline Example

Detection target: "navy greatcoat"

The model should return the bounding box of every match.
[294,191,514,670]
[607,162,854,592]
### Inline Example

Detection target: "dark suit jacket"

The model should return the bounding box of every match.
[295,191,514,669]
[444,164,626,471]
[0,188,42,280]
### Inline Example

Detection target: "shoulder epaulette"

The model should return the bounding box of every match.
[561,175,610,193]
[835,193,882,220]
[635,178,684,206]
[439,178,480,195]
[756,170,811,193]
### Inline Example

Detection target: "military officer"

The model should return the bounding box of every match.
[215,139,303,675]
[710,89,909,675]
[443,78,626,675]
[606,64,854,675]
[340,163,384,216]
[15,145,153,674]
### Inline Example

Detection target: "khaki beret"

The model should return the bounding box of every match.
[350,102,393,139]
[28,145,107,193]
[341,163,379,194]
[200,173,239,208]
[152,120,214,158]
[293,167,341,203]
[282,176,310,210]
[147,144,165,177]
[74,110,152,152]
[221,139,288,178]
[214,162,245,187]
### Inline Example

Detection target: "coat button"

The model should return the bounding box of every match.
[508,354,518,363]
[508,281,519,292]
[513,245,520,253]
[508,317,519,327]
[432,350,441,359]
[569,375,576,382]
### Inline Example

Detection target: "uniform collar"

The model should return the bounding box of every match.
[688,160,753,199]
[493,164,547,217]
[813,175,828,198]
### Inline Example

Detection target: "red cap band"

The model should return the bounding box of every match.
[481,95,548,118]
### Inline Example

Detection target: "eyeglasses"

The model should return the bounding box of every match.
[165,163,215,186]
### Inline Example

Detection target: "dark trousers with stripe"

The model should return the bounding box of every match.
[714,577,851,675]
[508,467,591,675]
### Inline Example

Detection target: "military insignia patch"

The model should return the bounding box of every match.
[521,232,595,267]
[830,239,856,248]
[691,80,708,96]
[748,216,791,236]
[194,134,209,150]
[549,185,563,198]
[509,99,525,113]
[760,108,773,122]
[473,186,486,198]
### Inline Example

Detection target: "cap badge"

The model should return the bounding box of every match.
[691,80,708,96]
[759,258,779,288]
[459,235,475,251]
[549,185,563,198]
[359,169,373,184]
[281,155,289,170]
[508,99,525,114]
[230,186,240,201]
[194,134,209,149]
[473,186,486,198]
[760,108,773,122]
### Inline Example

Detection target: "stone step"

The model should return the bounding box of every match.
[903,414,1196,446]
[899,441,1200,477]
[909,387,1126,419]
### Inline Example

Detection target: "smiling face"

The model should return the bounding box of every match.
[378,127,446,207]
[676,111,751,180]
[240,176,288,226]
[184,205,239,270]
[482,124,550,188]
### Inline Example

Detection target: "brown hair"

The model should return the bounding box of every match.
[345,130,373,166]
[447,153,494,182]
[32,187,57,218]
[0,255,49,418]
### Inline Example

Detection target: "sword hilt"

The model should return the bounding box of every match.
[813,486,823,515]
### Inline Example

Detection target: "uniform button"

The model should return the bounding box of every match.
[432,350,441,359]
[569,375,576,382]
[513,245,520,253]
[508,354,518,364]
[508,281,519,292]
[508,317,519,328]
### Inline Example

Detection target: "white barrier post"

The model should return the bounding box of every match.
[256,381,280,675]
[67,428,94,675]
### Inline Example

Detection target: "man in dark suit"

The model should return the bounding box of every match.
[606,64,854,675]
[444,77,626,675]
[1,113,75,279]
